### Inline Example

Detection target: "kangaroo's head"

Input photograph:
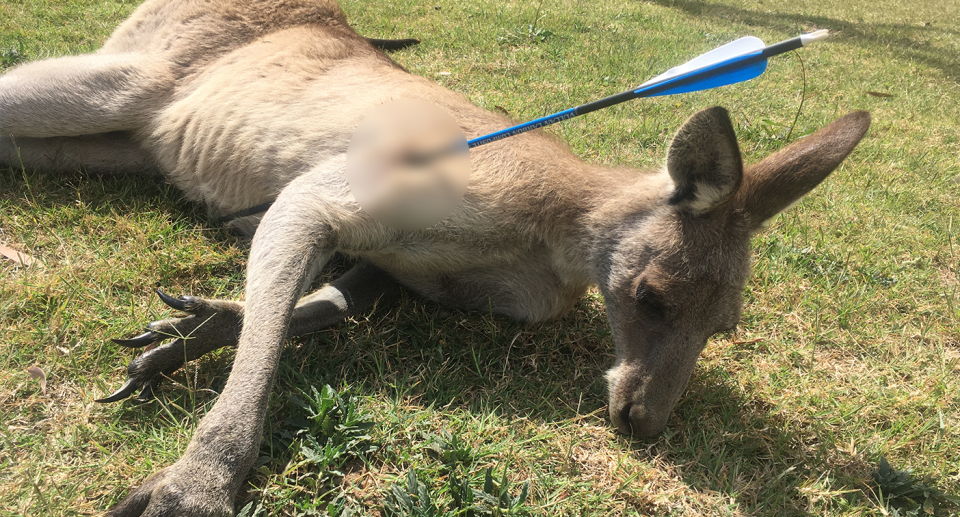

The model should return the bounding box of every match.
[600,107,871,436]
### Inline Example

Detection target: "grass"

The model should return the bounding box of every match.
[1,0,959,514]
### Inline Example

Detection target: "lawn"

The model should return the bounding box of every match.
[1,0,958,515]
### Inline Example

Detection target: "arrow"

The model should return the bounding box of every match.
[466,30,829,148]
[220,31,830,224]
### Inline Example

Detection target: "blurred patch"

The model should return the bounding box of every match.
[346,99,470,231]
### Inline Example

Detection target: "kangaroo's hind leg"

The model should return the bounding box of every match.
[0,52,172,138]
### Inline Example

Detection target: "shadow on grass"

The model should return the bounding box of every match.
[0,166,246,283]
[266,292,875,514]
[656,364,872,515]
[644,0,960,84]
[3,167,873,513]
[0,166,203,219]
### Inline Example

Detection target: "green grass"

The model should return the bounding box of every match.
[1,0,959,515]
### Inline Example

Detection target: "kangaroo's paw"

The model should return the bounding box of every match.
[105,461,234,517]
[97,290,244,403]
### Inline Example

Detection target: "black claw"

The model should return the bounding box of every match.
[156,289,196,311]
[95,377,141,403]
[112,330,160,348]
[136,379,160,401]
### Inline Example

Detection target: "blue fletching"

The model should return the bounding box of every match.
[634,52,768,97]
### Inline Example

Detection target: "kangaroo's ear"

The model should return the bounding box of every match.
[736,111,871,228]
[666,107,743,215]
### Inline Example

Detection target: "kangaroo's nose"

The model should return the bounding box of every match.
[617,404,634,435]
[614,403,670,437]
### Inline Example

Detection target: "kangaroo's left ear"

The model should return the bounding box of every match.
[666,106,743,215]
[736,111,871,229]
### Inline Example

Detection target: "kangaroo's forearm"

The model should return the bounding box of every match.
[179,206,330,490]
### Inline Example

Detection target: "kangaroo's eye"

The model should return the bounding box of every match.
[635,280,666,318]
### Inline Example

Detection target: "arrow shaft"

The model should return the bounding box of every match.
[467,33,810,149]
[467,107,579,147]
[466,86,647,148]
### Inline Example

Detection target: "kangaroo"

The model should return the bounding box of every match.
[0,0,870,514]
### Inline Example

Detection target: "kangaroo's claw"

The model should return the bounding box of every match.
[99,292,244,403]
[96,377,142,403]
[156,289,197,311]
[97,343,181,403]
[137,378,161,401]
[111,330,161,348]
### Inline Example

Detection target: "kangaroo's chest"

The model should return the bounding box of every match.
[360,238,592,323]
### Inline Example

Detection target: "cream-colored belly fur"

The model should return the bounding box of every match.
[151,28,410,215]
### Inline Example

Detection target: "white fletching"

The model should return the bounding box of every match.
[800,29,830,46]
[637,36,766,88]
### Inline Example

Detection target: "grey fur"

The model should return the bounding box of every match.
[0,1,871,515]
